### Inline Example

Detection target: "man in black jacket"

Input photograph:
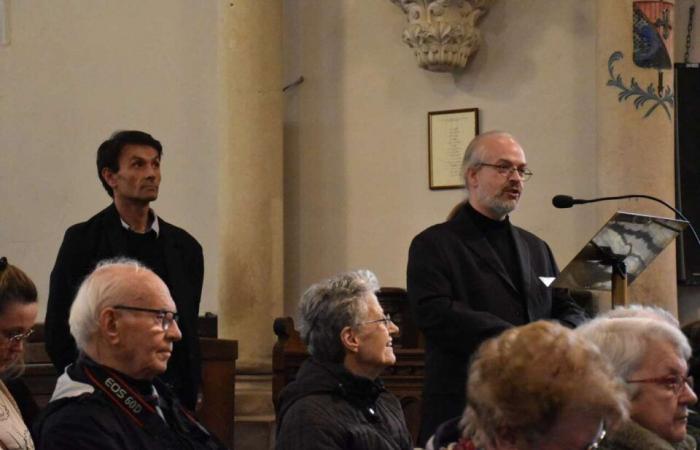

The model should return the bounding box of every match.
[45,130,204,409]
[34,259,225,450]
[407,131,586,445]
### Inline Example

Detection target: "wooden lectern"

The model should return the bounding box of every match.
[552,211,687,307]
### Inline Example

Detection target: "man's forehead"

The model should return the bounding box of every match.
[481,137,526,162]
[120,144,160,160]
[116,270,174,309]
[142,276,175,308]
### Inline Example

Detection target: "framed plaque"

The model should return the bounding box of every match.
[428,108,479,189]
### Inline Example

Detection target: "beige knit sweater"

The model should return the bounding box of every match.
[0,380,34,450]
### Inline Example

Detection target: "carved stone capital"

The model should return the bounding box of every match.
[391,0,494,72]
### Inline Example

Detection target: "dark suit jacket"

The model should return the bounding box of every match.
[45,204,204,409]
[406,204,585,444]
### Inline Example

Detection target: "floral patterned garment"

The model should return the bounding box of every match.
[0,380,34,450]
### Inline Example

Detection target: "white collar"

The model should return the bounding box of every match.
[119,210,160,237]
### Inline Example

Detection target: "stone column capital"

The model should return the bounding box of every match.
[391,0,494,72]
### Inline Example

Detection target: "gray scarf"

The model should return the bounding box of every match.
[602,420,696,450]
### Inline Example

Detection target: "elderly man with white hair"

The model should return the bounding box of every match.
[32,258,227,450]
[577,316,698,450]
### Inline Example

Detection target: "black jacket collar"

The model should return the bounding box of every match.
[447,203,532,298]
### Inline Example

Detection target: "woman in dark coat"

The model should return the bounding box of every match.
[275,270,412,450]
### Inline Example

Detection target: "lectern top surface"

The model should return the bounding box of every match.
[552,211,688,291]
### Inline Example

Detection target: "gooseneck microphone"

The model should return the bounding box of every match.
[551,194,700,248]
[552,195,584,208]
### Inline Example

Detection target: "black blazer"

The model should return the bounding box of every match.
[407,204,585,443]
[45,204,204,409]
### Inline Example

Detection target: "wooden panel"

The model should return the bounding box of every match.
[376,287,423,349]
[198,337,237,447]
[20,343,56,410]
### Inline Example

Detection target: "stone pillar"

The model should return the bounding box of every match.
[596,0,678,314]
[217,1,283,447]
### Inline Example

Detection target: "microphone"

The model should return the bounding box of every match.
[551,193,700,248]
[552,195,581,208]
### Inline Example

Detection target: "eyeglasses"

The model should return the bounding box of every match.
[627,374,694,395]
[477,163,533,181]
[113,305,179,331]
[585,424,607,450]
[1,329,34,344]
[357,314,393,327]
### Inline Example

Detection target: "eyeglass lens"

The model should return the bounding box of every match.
[3,329,33,343]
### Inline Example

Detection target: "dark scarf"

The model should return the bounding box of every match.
[323,362,387,423]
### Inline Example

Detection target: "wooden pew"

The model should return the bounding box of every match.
[198,337,238,446]
[272,288,425,443]
[16,321,237,446]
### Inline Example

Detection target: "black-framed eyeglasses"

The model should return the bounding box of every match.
[585,424,607,450]
[627,374,694,395]
[477,163,533,181]
[357,314,393,327]
[113,305,179,331]
[1,329,34,344]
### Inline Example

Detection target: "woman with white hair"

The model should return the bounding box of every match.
[275,270,412,450]
[577,317,698,450]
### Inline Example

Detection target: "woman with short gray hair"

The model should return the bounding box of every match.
[577,317,697,450]
[275,270,412,450]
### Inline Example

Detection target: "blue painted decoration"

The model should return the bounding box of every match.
[606,51,674,120]
[633,1,673,69]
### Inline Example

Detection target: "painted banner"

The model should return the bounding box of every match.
[633,0,673,69]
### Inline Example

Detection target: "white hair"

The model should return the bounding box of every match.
[602,304,679,327]
[68,257,151,351]
[297,270,379,363]
[576,317,691,397]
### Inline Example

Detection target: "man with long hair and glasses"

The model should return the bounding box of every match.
[407,131,586,445]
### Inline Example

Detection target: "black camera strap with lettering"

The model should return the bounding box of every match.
[82,363,165,429]
[64,357,228,450]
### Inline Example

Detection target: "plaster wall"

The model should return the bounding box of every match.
[5,0,686,322]
[0,1,220,316]
[676,0,700,63]
[283,0,599,314]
